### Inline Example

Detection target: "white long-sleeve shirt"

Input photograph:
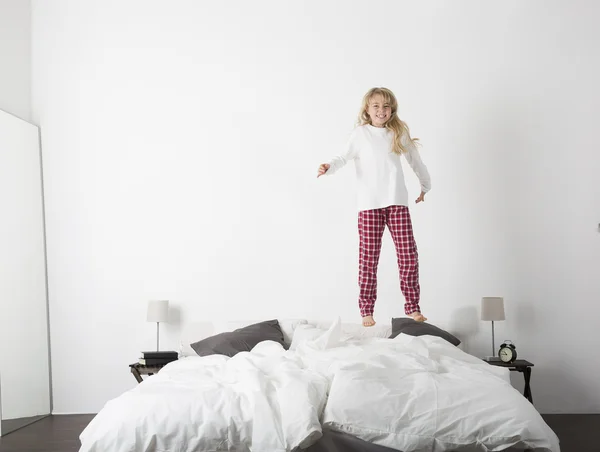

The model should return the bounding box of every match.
[326,124,431,211]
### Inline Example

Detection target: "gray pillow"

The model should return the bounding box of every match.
[389,318,461,346]
[190,319,287,357]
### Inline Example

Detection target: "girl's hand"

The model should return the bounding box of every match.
[317,163,330,178]
[415,191,426,203]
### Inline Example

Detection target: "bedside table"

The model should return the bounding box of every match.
[486,359,534,403]
[129,363,170,383]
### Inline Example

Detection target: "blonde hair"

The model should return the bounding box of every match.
[358,87,418,154]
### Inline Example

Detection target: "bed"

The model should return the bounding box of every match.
[79,317,560,452]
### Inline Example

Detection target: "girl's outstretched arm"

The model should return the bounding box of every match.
[317,129,359,178]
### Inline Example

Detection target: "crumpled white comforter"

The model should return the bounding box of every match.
[79,319,560,452]
[297,321,560,452]
[79,343,328,452]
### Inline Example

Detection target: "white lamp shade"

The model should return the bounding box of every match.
[147,300,169,323]
[481,297,505,321]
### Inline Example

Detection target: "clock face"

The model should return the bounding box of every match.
[499,348,513,362]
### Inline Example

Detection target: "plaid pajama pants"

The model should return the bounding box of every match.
[358,205,421,317]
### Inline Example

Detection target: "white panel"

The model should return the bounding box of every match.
[0,109,50,431]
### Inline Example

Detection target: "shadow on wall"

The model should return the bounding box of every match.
[529,366,591,414]
[167,305,182,327]
[448,306,480,353]
[164,305,183,350]
[511,300,536,335]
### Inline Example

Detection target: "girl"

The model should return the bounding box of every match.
[317,87,431,327]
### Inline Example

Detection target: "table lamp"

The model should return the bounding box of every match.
[147,300,169,351]
[481,296,505,361]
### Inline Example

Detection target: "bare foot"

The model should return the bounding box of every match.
[408,312,427,322]
[362,315,376,327]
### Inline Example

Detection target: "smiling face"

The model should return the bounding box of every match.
[366,94,392,127]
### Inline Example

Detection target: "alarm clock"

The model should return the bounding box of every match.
[499,340,517,363]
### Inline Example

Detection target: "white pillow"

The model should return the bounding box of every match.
[278,318,309,346]
[308,317,346,350]
[289,324,328,350]
[290,318,356,351]
[312,320,392,340]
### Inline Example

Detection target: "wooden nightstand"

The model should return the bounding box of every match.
[486,359,534,403]
[129,363,169,383]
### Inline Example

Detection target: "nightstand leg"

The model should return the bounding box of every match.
[523,367,533,403]
[131,366,143,384]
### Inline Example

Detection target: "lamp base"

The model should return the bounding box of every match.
[483,356,502,362]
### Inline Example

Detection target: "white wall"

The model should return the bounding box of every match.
[0,0,31,122]
[31,0,600,414]
[0,110,50,421]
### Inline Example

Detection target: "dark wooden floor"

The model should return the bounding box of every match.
[0,414,597,452]
[1,417,47,438]
[0,415,94,452]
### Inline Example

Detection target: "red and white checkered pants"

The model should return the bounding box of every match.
[358,205,420,317]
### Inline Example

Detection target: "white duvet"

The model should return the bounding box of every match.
[80,343,328,452]
[79,319,560,452]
